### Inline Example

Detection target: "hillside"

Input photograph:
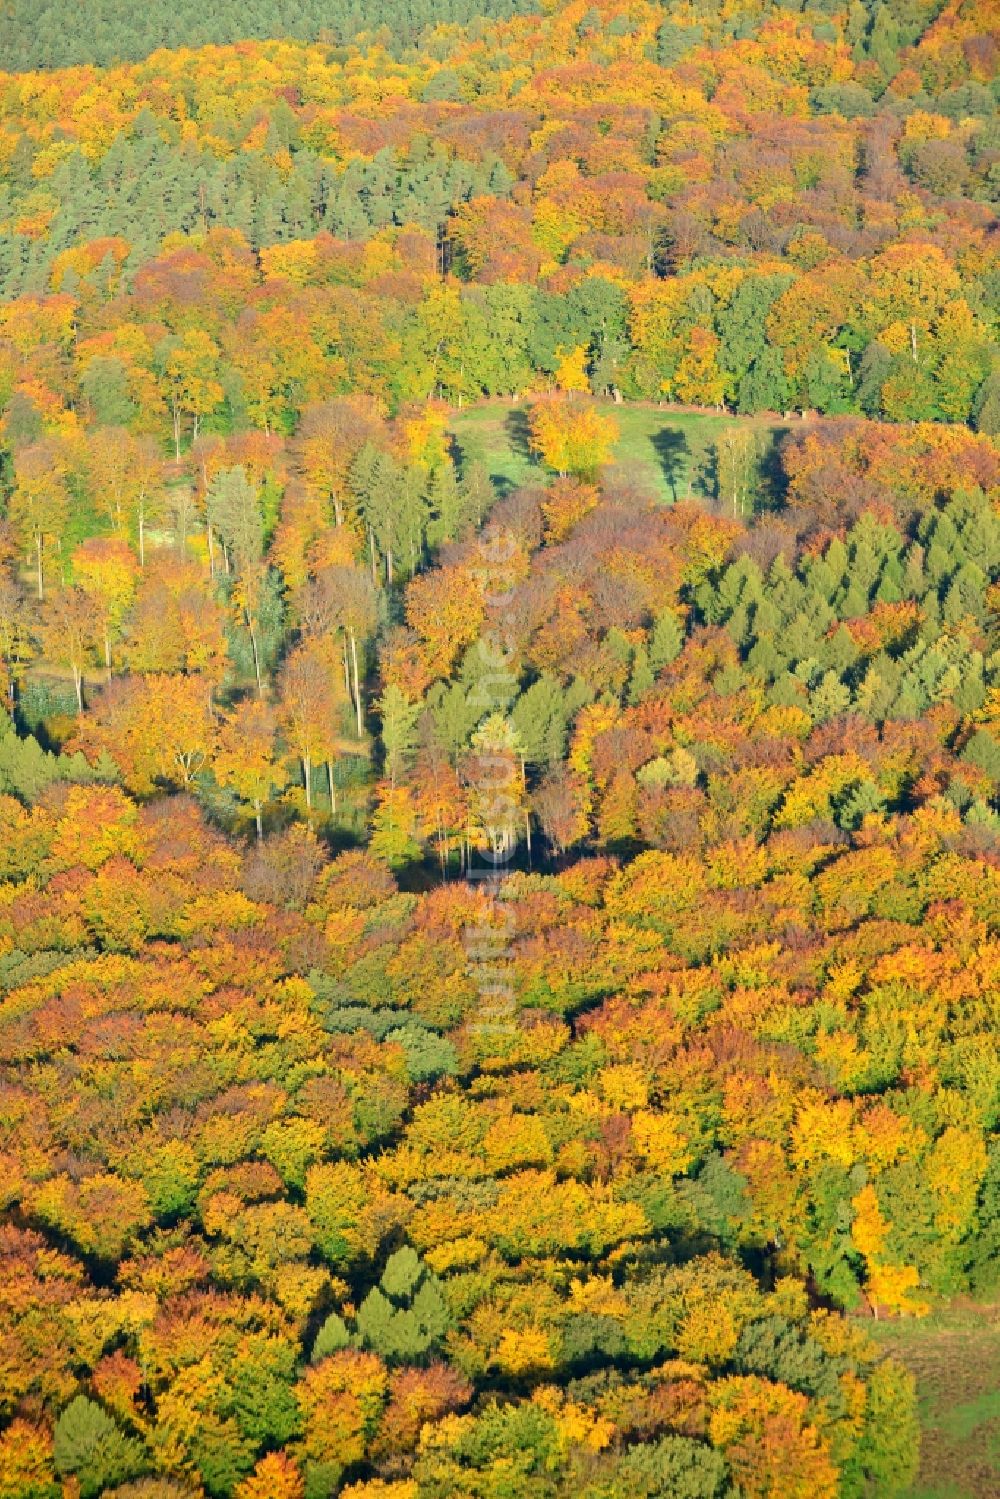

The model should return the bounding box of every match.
[0,0,998,1496]
[0,0,541,69]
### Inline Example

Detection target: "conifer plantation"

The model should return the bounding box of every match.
[0,1,998,1495]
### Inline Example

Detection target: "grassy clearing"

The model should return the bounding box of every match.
[867,1300,1000,1498]
[449,399,788,503]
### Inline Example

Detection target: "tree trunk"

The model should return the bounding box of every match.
[172,404,182,463]
[73,666,83,715]
[342,637,351,701]
[247,613,263,698]
[138,508,146,568]
[327,759,336,814]
[35,536,44,601]
[254,799,263,841]
[350,630,363,738]
[302,754,312,811]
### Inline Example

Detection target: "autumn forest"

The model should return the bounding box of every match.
[0,0,998,1495]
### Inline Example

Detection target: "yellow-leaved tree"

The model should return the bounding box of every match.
[528,393,619,480]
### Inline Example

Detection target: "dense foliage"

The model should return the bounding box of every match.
[0,0,998,1494]
[0,0,996,430]
[0,0,541,70]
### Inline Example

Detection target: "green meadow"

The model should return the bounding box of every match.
[449,399,789,504]
[869,1300,1000,1499]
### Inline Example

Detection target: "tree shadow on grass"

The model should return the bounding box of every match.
[505,406,534,464]
[650,427,691,502]
[452,433,515,498]
[758,425,791,512]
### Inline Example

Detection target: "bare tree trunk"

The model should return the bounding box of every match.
[350,630,363,738]
[327,759,336,814]
[254,799,263,841]
[342,637,351,701]
[247,614,263,698]
[36,536,44,601]
[302,754,312,811]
